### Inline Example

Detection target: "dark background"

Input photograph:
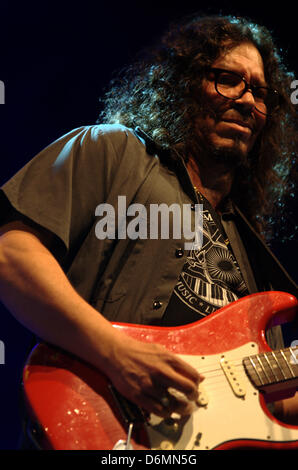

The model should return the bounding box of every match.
[0,0,297,449]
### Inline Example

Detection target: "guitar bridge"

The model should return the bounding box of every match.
[108,384,146,428]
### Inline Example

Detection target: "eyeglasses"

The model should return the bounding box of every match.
[207,67,280,116]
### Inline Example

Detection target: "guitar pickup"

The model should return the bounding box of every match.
[220,357,246,398]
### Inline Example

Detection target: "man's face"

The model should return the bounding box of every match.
[195,42,267,165]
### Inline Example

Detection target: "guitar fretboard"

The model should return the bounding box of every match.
[243,346,298,389]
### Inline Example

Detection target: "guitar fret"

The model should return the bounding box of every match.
[243,346,298,391]
[280,349,295,378]
[263,352,278,381]
[249,356,264,386]
[271,351,286,380]
[289,347,298,368]
[256,355,270,383]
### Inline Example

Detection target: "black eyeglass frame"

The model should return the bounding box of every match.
[207,67,280,116]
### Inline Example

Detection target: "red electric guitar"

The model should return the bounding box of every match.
[23,291,298,450]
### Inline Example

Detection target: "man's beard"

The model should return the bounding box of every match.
[207,140,251,169]
[192,116,252,170]
[191,102,254,170]
[189,128,251,170]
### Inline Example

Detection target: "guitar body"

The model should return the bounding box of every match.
[23,291,298,450]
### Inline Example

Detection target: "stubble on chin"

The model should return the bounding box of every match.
[192,104,257,170]
[195,124,252,170]
[208,141,251,169]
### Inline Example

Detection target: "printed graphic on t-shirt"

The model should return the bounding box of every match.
[170,206,249,319]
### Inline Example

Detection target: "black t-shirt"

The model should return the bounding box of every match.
[162,194,250,326]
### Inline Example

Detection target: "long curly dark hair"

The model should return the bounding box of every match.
[98,14,297,240]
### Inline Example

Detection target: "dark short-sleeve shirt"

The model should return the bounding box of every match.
[1,124,297,337]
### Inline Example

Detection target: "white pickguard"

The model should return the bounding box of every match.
[146,342,298,450]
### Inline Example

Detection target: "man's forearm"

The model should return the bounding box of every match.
[0,225,201,418]
[0,227,122,372]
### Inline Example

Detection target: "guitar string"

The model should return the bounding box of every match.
[174,365,291,397]
[187,369,298,397]
[182,350,298,376]
[191,362,292,380]
[180,360,297,392]
[194,363,298,385]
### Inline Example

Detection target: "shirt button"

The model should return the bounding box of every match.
[175,248,184,258]
[153,300,163,309]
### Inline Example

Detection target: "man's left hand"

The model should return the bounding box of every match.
[273,393,298,425]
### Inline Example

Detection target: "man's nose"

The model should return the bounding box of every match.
[235,89,256,112]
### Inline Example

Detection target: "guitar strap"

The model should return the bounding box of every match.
[221,214,259,294]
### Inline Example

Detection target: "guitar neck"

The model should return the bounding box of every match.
[243,346,298,398]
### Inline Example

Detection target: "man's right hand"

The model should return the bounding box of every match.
[104,333,203,418]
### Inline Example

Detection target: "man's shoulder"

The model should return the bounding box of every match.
[89,122,133,136]
[60,123,149,158]
[80,123,141,146]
